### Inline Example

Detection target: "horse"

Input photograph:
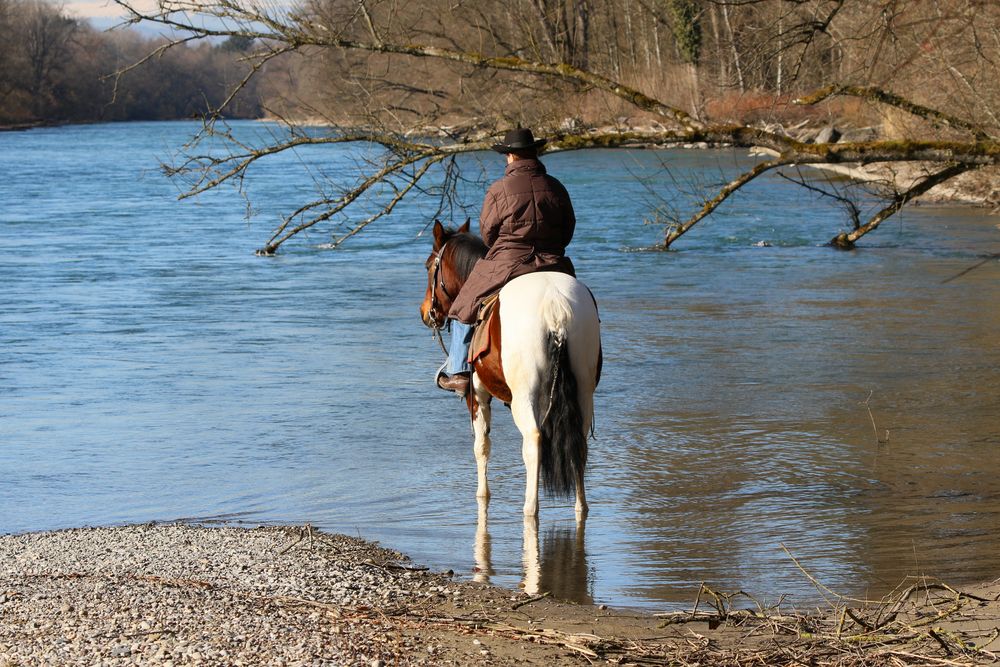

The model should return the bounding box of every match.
[420,220,601,521]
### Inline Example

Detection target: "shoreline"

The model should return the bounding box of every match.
[1,524,998,665]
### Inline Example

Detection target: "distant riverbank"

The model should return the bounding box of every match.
[2,524,997,665]
[0,122,52,132]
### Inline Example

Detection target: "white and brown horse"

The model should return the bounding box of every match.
[420,220,601,521]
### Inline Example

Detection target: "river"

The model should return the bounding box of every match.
[1,121,999,610]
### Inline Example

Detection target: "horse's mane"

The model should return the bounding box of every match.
[446,231,487,281]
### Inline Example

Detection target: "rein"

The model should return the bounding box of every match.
[428,241,455,355]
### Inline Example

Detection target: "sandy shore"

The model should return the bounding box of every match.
[1,524,998,666]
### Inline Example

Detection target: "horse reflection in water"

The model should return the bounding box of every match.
[420,220,601,591]
[474,503,592,601]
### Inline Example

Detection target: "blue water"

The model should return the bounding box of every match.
[2,121,999,610]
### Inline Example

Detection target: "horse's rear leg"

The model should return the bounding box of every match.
[522,429,541,517]
[575,392,594,522]
[510,395,541,517]
[470,376,493,501]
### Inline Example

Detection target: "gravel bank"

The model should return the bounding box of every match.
[0,524,431,665]
[2,524,999,666]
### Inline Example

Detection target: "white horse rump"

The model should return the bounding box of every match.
[470,271,601,521]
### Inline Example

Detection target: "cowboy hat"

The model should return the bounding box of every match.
[491,127,547,153]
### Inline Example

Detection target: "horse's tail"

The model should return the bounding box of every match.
[537,330,588,497]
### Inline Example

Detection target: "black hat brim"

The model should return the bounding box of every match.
[491,138,547,153]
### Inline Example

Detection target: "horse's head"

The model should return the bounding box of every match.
[420,218,483,328]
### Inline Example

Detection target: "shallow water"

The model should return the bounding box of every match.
[2,121,999,610]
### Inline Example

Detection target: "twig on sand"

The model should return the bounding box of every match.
[511,591,551,610]
[487,622,602,658]
[382,563,430,572]
[878,649,979,666]
[278,524,314,555]
[278,534,304,555]
[781,543,871,607]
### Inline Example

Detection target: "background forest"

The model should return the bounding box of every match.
[0,0,263,124]
[4,0,995,139]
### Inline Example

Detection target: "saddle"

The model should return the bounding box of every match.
[468,291,501,364]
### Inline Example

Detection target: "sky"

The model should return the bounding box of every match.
[65,0,150,21]
[64,0,286,34]
[64,0,248,35]
[63,0,159,31]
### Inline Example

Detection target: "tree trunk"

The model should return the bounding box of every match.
[721,3,745,92]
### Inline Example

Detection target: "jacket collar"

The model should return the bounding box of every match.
[505,158,546,176]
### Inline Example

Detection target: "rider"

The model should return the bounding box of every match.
[438,127,578,395]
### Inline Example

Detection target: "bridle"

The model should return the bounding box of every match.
[427,241,456,354]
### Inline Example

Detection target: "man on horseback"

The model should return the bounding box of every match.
[437,127,578,396]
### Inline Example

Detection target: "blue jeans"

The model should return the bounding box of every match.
[445,320,473,375]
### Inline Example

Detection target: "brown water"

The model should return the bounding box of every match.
[2,124,998,609]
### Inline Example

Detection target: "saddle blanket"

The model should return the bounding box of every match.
[468,291,500,364]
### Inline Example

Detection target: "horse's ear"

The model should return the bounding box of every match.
[432,219,446,248]
[458,217,471,234]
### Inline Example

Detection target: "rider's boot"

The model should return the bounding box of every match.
[437,371,470,396]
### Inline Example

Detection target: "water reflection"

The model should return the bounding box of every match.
[473,499,493,584]
[535,521,592,604]
[474,505,591,602]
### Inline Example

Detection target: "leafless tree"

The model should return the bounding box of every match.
[0,0,18,106]
[21,0,78,117]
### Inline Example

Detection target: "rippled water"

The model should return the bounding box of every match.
[2,121,999,610]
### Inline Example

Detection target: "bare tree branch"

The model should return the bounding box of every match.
[777,169,862,230]
[327,155,446,249]
[830,163,973,249]
[664,158,789,248]
[794,84,991,139]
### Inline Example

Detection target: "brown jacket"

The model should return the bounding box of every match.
[449,158,576,324]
